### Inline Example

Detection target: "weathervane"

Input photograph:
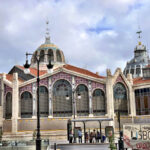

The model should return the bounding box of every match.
[136,26,142,45]
[45,19,50,44]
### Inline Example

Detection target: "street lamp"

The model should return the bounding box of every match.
[117,110,124,150]
[66,90,81,143]
[24,52,53,150]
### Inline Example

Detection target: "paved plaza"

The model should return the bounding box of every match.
[56,144,110,150]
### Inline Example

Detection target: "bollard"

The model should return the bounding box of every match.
[54,143,56,150]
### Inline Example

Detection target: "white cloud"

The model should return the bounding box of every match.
[0,0,150,76]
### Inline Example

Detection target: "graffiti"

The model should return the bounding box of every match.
[123,124,150,150]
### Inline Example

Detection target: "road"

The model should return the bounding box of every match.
[56,144,110,150]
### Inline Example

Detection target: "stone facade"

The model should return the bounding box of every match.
[1,32,150,139]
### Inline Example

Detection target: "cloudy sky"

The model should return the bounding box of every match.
[0,0,150,76]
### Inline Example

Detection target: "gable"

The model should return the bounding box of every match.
[8,66,34,81]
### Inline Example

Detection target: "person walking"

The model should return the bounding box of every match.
[78,129,82,143]
[92,129,96,143]
[85,132,89,143]
[69,131,73,143]
[89,132,93,143]
[96,131,101,143]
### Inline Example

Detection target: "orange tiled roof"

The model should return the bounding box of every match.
[17,65,47,77]
[6,74,24,83]
[63,64,105,79]
[133,77,150,85]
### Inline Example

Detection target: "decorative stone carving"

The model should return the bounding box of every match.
[107,69,112,76]
[52,72,72,84]
[75,76,88,87]
[91,82,105,92]
[4,84,12,96]
[19,84,32,95]
[39,77,48,87]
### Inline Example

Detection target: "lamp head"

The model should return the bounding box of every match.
[47,60,53,69]
[77,93,81,99]
[66,94,69,100]
[23,60,30,74]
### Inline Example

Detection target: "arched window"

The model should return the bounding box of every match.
[92,89,105,116]
[40,50,44,62]
[53,80,72,117]
[48,49,54,62]
[5,92,12,119]
[113,82,128,115]
[76,84,89,116]
[21,91,33,118]
[56,50,62,62]
[39,86,49,117]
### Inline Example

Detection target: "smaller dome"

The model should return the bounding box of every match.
[30,41,66,70]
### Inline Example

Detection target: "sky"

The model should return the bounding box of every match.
[0,0,150,76]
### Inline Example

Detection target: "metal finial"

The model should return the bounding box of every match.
[45,19,50,44]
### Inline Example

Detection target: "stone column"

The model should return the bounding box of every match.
[32,83,37,118]
[140,65,143,77]
[72,76,77,117]
[12,73,19,134]
[127,74,136,116]
[53,51,57,63]
[2,74,6,119]
[48,77,53,118]
[0,75,5,127]
[88,81,93,117]
[106,69,114,127]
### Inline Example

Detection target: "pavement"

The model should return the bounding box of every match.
[52,144,110,150]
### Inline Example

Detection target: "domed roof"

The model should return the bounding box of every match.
[30,37,66,70]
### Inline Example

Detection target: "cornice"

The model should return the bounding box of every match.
[19,67,106,87]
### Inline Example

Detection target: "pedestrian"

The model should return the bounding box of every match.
[78,129,82,143]
[92,129,96,143]
[89,132,93,143]
[85,132,89,143]
[102,134,106,143]
[69,131,73,143]
[96,131,101,143]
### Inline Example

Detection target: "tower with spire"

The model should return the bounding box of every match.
[124,29,150,78]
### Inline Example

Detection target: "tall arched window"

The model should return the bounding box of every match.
[21,91,33,118]
[40,50,45,62]
[6,92,12,119]
[76,84,89,116]
[92,89,105,116]
[56,50,62,62]
[39,86,49,117]
[113,82,128,115]
[53,80,72,117]
[48,49,54,62]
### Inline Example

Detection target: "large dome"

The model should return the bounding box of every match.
[30,40,66,70]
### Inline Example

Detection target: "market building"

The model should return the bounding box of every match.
[0,27,150,140]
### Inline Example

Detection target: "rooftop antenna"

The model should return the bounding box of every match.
[45,19,51,44]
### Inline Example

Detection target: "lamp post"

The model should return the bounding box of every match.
[66,89,81,143]
[117,110,124,150]
[24,52,53,150]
